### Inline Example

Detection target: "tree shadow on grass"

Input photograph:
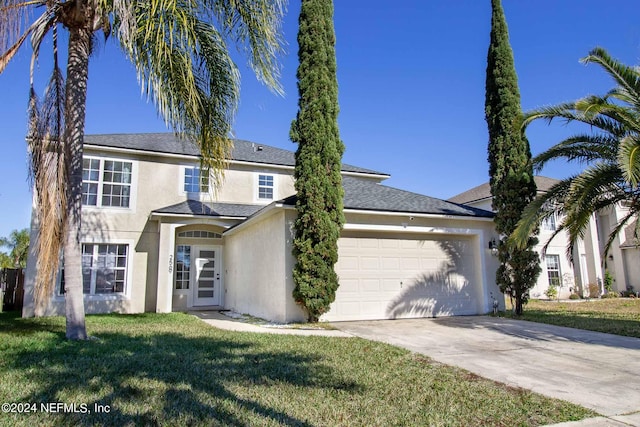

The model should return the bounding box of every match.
[4,316,362,426]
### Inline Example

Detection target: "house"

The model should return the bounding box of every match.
[23,133,501,322]
[449,177,639,298]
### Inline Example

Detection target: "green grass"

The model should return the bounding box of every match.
[512,298,640,338]
[0,311,595,426]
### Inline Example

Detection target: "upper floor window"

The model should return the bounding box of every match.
[82,158,132,208]
[258,174,274,200]
[184,167,209,193]
[541,213,557,231]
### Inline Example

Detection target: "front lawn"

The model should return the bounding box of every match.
[515,298,640,338]
[0,312,594,426]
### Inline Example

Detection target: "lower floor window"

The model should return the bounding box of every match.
[60,244,128,295]
[545,254,561,287]
[175,245,191,290]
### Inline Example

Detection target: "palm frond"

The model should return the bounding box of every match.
[0,0,42,54]
[618,135,640,188]
[204,0,286,95]
[118,1,241,191]
[510,178,573,249]
[532,134,619,172]
[27,60,67,314]
[581,47,640,102]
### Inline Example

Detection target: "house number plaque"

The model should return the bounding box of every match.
[168,254,173,274]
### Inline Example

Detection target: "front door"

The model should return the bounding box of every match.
[193,247,220,306]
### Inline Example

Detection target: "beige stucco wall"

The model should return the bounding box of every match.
[223,208,305,323]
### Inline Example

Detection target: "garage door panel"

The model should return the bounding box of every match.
[326,236,481,321]
[360,257,379,270]
[381,257,400,270]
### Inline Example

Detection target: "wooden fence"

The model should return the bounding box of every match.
[1,268,24,312]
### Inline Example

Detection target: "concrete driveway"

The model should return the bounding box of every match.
[334,316,640,419]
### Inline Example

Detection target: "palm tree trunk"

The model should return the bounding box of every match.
[62,26,92,340]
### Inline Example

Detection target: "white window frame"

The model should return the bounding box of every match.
[256,173,276,202]
[545,254,562,287]
[82,156,136,212]
[541,212,557,231]
[175,245,191,290]
[56,239,134,300]
[182,166,210,194]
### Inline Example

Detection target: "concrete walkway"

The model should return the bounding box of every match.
[191,310,351,337]
[334,316,640,425]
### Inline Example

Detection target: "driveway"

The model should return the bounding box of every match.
[334,316,640,418]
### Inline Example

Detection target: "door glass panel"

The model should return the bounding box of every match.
[200,250,215,259]
[198,290,214,298]
[200,270,215,278]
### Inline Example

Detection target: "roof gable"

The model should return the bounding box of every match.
[448,176,561,205]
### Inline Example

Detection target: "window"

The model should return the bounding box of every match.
[542,213,557,231]
[258,174,274,200]
[178,231,222,239]
[175,245,191,290]
[82,158,132,208]
[59,244,129,295]
[184,167,209,193]
[545,254,561,287]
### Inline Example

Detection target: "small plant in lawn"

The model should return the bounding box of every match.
[588,283,600,299]
[569,293,581,300]
[546,284,558,300]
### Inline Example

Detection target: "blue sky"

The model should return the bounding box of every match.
[1,1,639,240]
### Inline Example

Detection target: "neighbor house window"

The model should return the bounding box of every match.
[542,213,557,231]
[82,157,132,208]
[59,244,129,295]
[175,245,191,290]
[258,174,274,200]
[545,254,561,287]
[184,167,209,193]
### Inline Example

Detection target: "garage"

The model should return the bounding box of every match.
[324,232,484,321]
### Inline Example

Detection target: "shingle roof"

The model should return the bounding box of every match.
[152,200,265,218]
[281,176,494,218]
[84,133,386,176]
[448,176,561,205]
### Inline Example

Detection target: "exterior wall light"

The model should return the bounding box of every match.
[488,238,499,256]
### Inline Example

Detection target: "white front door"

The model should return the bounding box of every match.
[192,246,221,306]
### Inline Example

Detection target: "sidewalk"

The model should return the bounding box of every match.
[190,310,351,337]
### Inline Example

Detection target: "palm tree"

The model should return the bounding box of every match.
[0,0,285,339]
[0,228,29,268]
[513,47,640,261]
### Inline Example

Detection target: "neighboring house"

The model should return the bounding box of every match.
[22,133,502,322]
[449,177,639,298]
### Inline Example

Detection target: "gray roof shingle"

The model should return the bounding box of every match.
[282,176,494,218]
[84,133,386,176]
[448,176,561,205]
[152,200,265,217]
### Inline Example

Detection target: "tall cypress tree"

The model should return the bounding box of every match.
[485,0,540,315]
[290,0,344,322]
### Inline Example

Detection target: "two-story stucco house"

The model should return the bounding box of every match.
[449,177,639,298]
[23,133,502,322]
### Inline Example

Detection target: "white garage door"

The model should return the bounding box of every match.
[324,234,481,321]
